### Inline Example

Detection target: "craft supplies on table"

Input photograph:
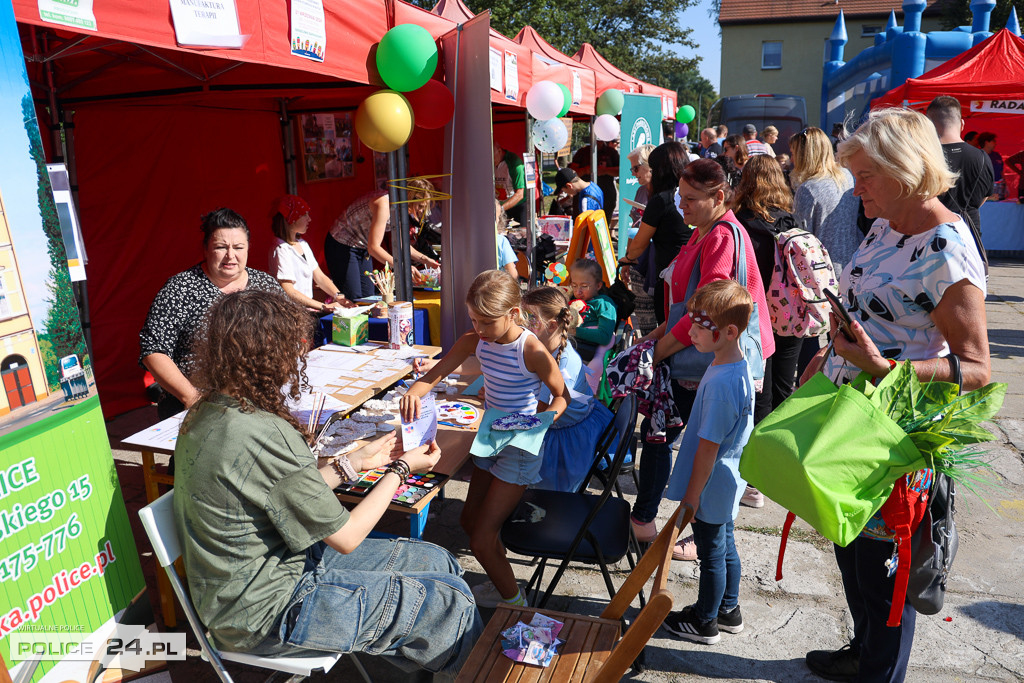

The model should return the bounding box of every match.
[335,469,450,507]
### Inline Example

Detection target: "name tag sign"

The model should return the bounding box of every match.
[970,100,1024,114]
[169,0,246,49]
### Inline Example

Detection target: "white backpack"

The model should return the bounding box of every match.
[767,228,837,338]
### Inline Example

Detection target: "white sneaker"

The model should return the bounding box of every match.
[471,581,526,608]
[741,485,765,508]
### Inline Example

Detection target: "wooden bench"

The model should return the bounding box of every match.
[456,502,694,682]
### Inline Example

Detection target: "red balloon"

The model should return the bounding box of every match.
[404,79,455,129]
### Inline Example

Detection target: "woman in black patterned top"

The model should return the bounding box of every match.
[139,208,283,419]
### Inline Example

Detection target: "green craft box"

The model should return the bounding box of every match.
[333,314,369,346]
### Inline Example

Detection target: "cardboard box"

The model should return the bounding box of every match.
[333,314,368,346]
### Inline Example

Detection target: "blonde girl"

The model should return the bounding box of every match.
[521,286,616,493]
[400,270,568,608]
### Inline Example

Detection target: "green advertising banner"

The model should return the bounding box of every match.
[0,2,151,681]
[617,93,665,258]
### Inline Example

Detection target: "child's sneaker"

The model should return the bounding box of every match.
[741,485,765,508]
[717,605,744,634]
[662,605,720,644]
[471,581,514,609]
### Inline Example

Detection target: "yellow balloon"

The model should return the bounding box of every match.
[355,90,414,153]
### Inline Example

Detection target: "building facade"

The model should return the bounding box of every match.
[719,0,943,126]
[0,189,49,415]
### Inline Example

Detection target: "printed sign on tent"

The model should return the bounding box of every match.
[970,99,1024,114]
[489,47,503,92]
[290,0,326,62]
[169,0,245,49]
[37,0,96,31]
[571,71,582,106]
[504,50,519,102]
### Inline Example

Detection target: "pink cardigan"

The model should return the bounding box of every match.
[664,210,776,359]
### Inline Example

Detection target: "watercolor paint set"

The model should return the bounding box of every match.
[335,468,449,507]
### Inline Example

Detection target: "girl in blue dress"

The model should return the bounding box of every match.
[521,286,616,492]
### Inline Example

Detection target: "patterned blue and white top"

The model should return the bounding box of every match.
[477,329,542,414]
[824,217,986,385]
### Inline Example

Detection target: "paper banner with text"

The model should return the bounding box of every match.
[0,3,150,681]
[290,0,326,62]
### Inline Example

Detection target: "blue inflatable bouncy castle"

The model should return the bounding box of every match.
[821,0,1022,129]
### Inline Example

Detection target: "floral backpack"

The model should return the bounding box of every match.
[767,227,837,337]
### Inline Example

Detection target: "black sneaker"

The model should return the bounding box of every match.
[805,643,859,682]
[717,605,744,634]
[662,605,720,644]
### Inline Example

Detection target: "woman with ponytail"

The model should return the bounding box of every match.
[521,286,616,492]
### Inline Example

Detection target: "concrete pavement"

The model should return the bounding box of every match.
[108,259,1024,682]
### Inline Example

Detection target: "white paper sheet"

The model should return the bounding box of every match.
[401,393,437,451]
[307,349,369,371]
[122,411,186,451]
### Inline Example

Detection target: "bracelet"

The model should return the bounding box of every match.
[331,455,358,483]
[383,459,411,482]
[886,358,897,373]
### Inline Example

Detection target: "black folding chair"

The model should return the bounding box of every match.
[501,394,638,608]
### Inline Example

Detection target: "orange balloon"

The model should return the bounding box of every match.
[355,90,414,153]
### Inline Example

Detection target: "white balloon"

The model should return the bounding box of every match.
[532,118,568,154]
[526,81,564,121]
[593,114,620,142]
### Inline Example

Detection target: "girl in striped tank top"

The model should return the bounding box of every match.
[402,270,568,608]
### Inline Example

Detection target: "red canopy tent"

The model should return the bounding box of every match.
[513,26,596,116]
[12,0,463,417]
[572,42,677,119]
[873,28,1024,197]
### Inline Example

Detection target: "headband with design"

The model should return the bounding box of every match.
[689,310,720,339]
[277,195,311,225]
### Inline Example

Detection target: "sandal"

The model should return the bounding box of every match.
[672,534,698,561]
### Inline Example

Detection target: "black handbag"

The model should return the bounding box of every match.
[603,264,635,320]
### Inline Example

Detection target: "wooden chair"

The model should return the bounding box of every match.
[456,502,694,682]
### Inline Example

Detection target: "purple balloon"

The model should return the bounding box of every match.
[675,122,689,139]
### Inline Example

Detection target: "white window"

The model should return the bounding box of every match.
[762,42,782,70]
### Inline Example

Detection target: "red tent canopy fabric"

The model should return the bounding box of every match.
[573,42,676,119]
[12,0,459,417]
[432,0,533,109]
[873,29,1024,200]
[513,26,596,115]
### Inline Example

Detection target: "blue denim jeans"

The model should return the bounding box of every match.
[258,537,482,680]
[691,518,741,624]
[632,383,696,524]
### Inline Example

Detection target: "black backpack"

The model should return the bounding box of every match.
[603,265,635,321]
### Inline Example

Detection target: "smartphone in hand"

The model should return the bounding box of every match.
[824,289,856,342]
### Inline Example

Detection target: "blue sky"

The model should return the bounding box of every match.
[671,0,722,92]
[0,0,55,335]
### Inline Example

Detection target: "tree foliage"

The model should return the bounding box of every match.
[21,93,86,366]
[411,0,705,90]
[940,0,1023,30]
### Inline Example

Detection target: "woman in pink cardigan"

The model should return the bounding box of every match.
[630,158,775,552]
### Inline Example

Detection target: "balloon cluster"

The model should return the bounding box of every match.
[545,262,569,284]
[526,83,624,153]
[355,25,456,153]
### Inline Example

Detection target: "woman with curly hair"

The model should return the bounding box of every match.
[173,290,481,679]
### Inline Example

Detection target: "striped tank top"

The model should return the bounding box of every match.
[476,329,542,414]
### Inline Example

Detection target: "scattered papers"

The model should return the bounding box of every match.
[501,614,564,667]
[121,411,186,451]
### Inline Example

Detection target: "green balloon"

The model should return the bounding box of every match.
[596,89,624,116]
[676,104,696,124]
[557,83,571,117]
[376,24,439,93]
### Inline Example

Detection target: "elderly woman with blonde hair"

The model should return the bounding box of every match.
[801,108,990,683]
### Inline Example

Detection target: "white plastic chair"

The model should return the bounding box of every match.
[138,490,372,683]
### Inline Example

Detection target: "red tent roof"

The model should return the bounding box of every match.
[572,42,676,119]
[513,26,596,115]
[873,29,1024,107]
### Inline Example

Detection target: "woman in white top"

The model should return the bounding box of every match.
[269,195,351,314]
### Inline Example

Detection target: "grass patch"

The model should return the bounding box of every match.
[737,524,833,552]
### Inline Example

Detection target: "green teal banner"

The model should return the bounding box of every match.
[617,93,664,258]
[0,2,150,681]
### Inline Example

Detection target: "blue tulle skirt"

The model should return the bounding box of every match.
[534,400,615,492]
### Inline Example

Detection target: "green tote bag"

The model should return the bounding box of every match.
[739,372,925,547]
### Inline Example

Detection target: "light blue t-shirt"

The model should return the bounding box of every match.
[497,234,518,268]
[538,344,592,427]
[665,359,754,524]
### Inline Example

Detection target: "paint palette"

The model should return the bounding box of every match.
[436,401,480,426]
[335,468,449,507]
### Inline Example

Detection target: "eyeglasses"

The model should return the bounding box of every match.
[572,282,594,291]
[631,164,645,173]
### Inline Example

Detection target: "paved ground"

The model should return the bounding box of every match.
[108,259,1024,682]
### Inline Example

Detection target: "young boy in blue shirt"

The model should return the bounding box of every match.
[661,279,756,645]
